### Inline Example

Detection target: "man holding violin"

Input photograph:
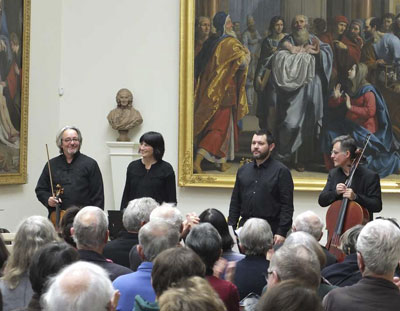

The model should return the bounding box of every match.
[318,135,382,220]
[35,126,104,217]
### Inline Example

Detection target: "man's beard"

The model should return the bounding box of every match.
[253,149,270,161]
[292,28,310,46]
[225,29,237,38]
[67,147,79,155]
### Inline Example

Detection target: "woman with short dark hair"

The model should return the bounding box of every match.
[199,208,244,262]
[120,131,177,210]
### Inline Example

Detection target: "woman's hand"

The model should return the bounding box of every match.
[345,93,351,109]
[333,83,341,99]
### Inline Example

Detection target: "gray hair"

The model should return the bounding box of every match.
[239,218,273,256]
[56,126,82,153]
[285,231,326,268]
[2,216,58,289]
[72,206,108,249]
[293,211,324,241]
[41,261,115,311]
[123,197,159,232]
[269,244,320,290]
[150,204,183,233]
[356,219,400,275]
[340,225,363,255]
[139,220,180,261]
[185,223,222,270]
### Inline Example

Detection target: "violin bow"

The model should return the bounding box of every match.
[46,144,55,197]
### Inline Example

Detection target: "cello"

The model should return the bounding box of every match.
[325,134,371,262]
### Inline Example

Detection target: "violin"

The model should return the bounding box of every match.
[325,134,371,262]
[49,184,65,230]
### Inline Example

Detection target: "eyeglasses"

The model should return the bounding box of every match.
[63,138,79,143]
[263,270,274,281]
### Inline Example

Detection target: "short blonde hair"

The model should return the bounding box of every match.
[159,276,226,311]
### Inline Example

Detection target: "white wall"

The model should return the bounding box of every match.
[0,0,399,234]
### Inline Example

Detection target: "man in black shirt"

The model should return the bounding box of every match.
[228,129,294,244]
[318,135,382,219]
[35,126,104,215]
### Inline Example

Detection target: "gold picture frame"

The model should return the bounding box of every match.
[178,0,400,192]
[0,0,30,184]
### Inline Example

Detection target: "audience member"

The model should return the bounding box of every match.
[322,225,363,286]
[71,206,132,281]
[20,242,80,311]
[41,261,119,311]
[0,216,58,311]
[60,206,80,248]
[199,208,244,262]
[234,218,273,299]
[284,231,335,298]
[104,198,158,268]
[113,220,180,311]
[256,279,323,311]
[129,204,185,271]
[267,244,320,291]
[158,276,227,311]
[0,235,9,276]
[186,223,240,311]
[292,210,336,267]
[323,219,400,310]
[135,247,206,310]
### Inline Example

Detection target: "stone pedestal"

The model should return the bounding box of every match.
[106,141,140,210]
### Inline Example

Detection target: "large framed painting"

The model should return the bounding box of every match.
[179,0,400,192]
[0,0,30,184]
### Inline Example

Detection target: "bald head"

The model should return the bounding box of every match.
[293,211,324,241]
[72,206,108,250]
[42,262,115,311]
[150,204,183,232]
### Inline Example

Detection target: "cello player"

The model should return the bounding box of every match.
[318,135,382,221]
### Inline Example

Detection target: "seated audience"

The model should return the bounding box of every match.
[234,218,273,299]
[158,276,227,311]
[186,223,240,311]
[257,279,323,311]
[129,204,183,271]
[71,206,132,281]
[292,210,336,267]
[323,219,400,310]
[267,244,320,291]
[0,216,58,311]
[199,208,244,262]
[135,247,206,310]
[113,220,180,311]
[322,225,363,286]
[0,235,9,276]
[104,197,158,268]
[21,241,79,311]
[41,261,119,311]
[60,206,80,248]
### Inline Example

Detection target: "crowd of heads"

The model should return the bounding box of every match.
[1,201,400,310]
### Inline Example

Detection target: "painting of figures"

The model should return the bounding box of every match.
[0,0,29,184]
[179,0,400,191]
